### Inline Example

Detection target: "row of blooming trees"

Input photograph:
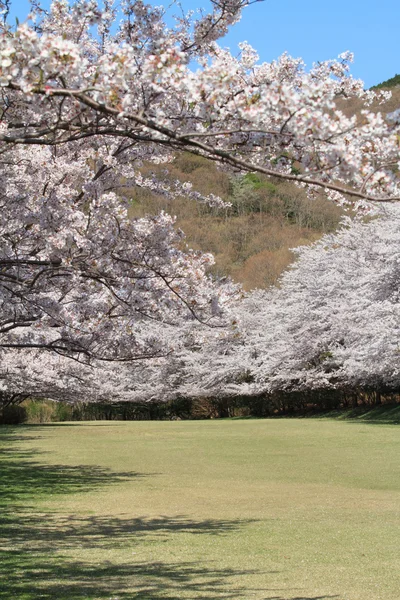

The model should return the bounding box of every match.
[177,205,400,406]
[1,0,400,407]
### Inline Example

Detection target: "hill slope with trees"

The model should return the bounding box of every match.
[128,154,344,290]
[372,74,400,89]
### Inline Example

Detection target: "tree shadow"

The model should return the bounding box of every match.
[0,510,258,551]
[0,455,145,505]
[0,554,264,599]
[314,404,400,425]
[0,427,271,599]
[0,424,151,505]
[0,510,266,599]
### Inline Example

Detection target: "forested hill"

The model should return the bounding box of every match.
[372,73,400,89]
[128,155,344,290]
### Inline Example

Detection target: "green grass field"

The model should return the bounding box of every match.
[1,418,400,599]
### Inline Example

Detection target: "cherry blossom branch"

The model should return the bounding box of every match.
[4,83,398,203]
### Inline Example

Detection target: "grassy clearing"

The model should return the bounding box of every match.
[1,418,400,600]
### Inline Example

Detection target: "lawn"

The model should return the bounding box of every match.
[1,418,399,599]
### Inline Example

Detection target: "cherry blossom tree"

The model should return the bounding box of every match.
[1,0,400,403]
[0,142,235,361]
[0,346,174,406]
[264,205,400,394]
[196,206,400,402]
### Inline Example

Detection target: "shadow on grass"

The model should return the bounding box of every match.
[313,404,400,425]
[0,511,270,599]
[0,511,264,599]
[231,405,400,426]
[0,554,265,599]
[0,510,257,550]
[0,424,152,504]
[0,425,271,599]
[0,450,145,506]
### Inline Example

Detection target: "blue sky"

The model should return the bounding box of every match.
[10,0,400,88]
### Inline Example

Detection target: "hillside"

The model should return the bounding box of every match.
[128,154,343,290]
[336,84,400,118]
[126,85,400,291]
